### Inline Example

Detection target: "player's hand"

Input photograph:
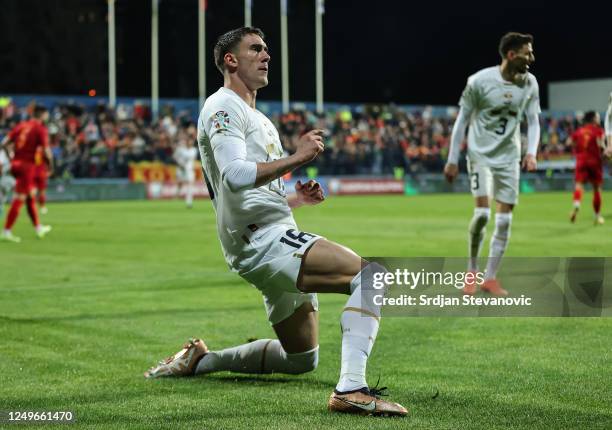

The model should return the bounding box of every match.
[522,154,537,171]
[295,129,325,163]
[444,163,459,183]
[295,179,325,206]
[604,145,612,158]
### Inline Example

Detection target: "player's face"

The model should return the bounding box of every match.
[509,43,535,74]
[234,34,270,90]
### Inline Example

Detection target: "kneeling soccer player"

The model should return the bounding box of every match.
[144,27,407,417]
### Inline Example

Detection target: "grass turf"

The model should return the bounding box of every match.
[1,192,611,429]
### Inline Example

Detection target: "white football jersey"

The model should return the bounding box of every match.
[460,66,540,166]
[197,87,295,269]
[174,145,198,172]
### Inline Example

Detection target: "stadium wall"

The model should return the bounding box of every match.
[46,179,146,202]
[548,78,612,111]
[39,176,612,202]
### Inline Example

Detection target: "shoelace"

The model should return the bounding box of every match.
[367,376,389,398]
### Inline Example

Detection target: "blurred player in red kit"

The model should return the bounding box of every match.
[0,105,53,242]
[569,111,606,225]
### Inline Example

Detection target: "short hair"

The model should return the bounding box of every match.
[498,32,534,58]
[214,27,265,74]
[32,104,48,118]
[583,111,597,124]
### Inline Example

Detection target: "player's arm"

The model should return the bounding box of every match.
[212,130,324,193]
[207,99,323,192]
[522,112,540,171]
[254,130,324,188]
[0,135,9,153]
[444,107,470,183]
[445,78,477,183]
[44,146,54,172]
[40,126,54,172]
[522,78,541,171]
[0,134,14,160]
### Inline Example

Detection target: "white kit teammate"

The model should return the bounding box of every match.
[144,27,407,417]
[444,32,541,296]
[605,92,612,155]
[0,147,16,216]
[173,138,199,208]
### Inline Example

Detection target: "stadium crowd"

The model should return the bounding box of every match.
[0,99,584,179]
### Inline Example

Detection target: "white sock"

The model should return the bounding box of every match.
[468,207,490,271]
[485,213,512,280]
[195,339,318,375]
[335,263,383,393]
[186,183,193,206]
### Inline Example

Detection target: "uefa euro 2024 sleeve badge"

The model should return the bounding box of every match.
[213,111,230,132]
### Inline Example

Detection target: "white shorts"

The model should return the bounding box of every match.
[176,166,195,183]
[238,224,323,325]
[467,159,520,205]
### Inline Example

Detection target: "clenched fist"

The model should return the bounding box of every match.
[295,179,325,206]
[295,129,325,163]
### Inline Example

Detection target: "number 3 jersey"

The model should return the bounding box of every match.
[197,87,296,269]
[459,66,540,167]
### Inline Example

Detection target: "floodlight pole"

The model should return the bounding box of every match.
[245,0,252,27]
[198,0,206,107]
[280,0,289,113]
[151,0,160,121]
[107,0,116,108]
[315,0,324,114]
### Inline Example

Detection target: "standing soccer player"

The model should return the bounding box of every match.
[173,138,198,208]
[0,105,53,242]
[569,111,606,225]
[33,147,50,214]
[444,32,541,296]
[144,27,407,417]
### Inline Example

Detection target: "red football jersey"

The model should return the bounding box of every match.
[8,119,49,163]
[571,124,604,164]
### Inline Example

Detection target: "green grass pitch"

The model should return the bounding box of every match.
[1,192,611,429]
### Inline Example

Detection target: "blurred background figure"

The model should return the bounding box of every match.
[569,111,606,225]
[173,136,199,209]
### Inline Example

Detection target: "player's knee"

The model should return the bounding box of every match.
[286,346,319,374]
[494,213,512,239]
[470,207,491,233]
[356,261,390,294]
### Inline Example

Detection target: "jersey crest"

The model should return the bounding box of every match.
[212,111,230,132]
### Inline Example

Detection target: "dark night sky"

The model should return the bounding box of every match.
[1,0,612,108]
